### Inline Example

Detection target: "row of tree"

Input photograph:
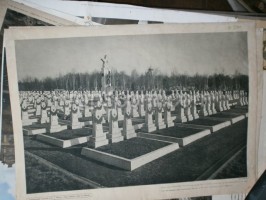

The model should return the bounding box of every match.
[18,68,248,92]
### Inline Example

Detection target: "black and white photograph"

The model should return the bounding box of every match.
[4,24,257,200]
[0,7,54,200]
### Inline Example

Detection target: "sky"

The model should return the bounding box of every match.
[0,164,15,200]
[15,32,248,81]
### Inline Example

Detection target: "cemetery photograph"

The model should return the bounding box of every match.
[13,31,249,194]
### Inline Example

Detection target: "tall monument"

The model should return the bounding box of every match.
[101,55,112,94]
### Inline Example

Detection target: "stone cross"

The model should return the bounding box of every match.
[164,100,174,128]
[49,105,63,133]
[70,103,82,129]
[122,100,137,139]
[35,98,41,116]
[40,101,49,124]
[174,96,188,123]
[142,97,156,132]
[107,108,124,143]
[88,103,109,148]
[155,101,166,129]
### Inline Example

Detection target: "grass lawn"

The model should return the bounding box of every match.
[210,113,240,118]
[224,108,248,114]
[152,126,203,138]
[25,153,92,194]
[24,119,247,193]
[43,128,92,140]
[96,137,170,159]
[186,118,226,126]
[213,147,247,179]
[23,123,50,130]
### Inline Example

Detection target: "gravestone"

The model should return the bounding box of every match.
[142,97,157,132]
[215,92,223,112]
[88,104,109,148]
[35,98,41,116]
[49,105,62,133]
[122,101,137,139]
[206,94,213,115]
[174,97,188,123]
[70,103,83,129]
[164,101,174,128]
[64,100,71,116]
[131,96,139,118]
[155,101,166,129]
[221,94,227,111]
[199,94,208,116]
[40,101,49,124]
[84,100,92,117]
[107,109,124,143]
[190,92,199,120]
[116,98,124,121]
[21,102,32,126]
[105,96,112,122]
[138,95,145,117]
[184,95,193,121]
[211,92,217,114]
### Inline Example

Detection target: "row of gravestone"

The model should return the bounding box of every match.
[19,89,247,108]
[20,89,248,127]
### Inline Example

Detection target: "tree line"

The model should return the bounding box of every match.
[18,69,248,92]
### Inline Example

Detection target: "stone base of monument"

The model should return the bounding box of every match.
[178,118,231,133]
[123,130,137,140]
[156,122,166,130]
[37,128,92,148]
[22,117,38,126]
[107,132,124,143]
[141,123,157,133]
[88,134,109,148]
[23,123,50,135]
[71,123,83,130]
[192,114,199,120]
[81,137,179,171]
[138,126,211,147]
[50,124,68,133]
[186,114,193,121]
[173,116,188,123]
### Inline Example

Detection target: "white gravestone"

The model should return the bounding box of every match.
[199,94,208,117]
[174,97,188,123]
[88,104,109,148]
[107,109,124,143]
[215,92,223,112]
[40,101,50,124]
[184,96,193,121]
[21,102,32,126]
[190,93,199,120]
[35,98,41,116]
[49,105,64,133]
[70,103,83,129]
[131,97,140,118]
[142,98,157,132]
[155,101,166,129]
[211,92,217,114]
[206,94,213,115]
[164,101,174,128]
[64,100,71,117]
[122,101,137,139]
